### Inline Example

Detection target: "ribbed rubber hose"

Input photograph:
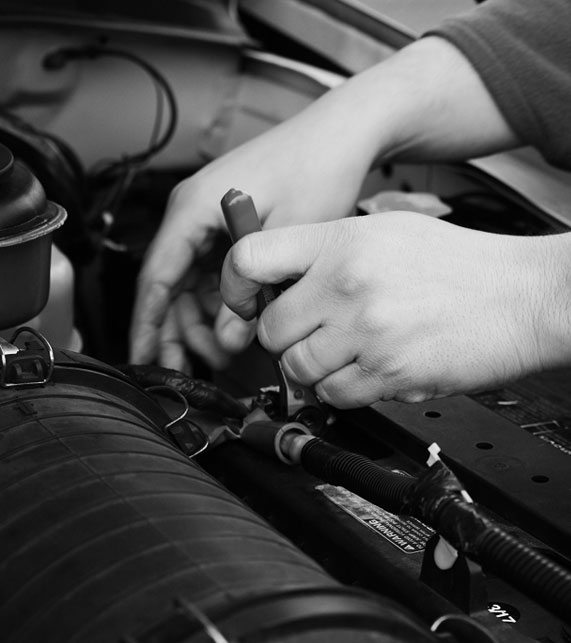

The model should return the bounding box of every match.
[476,526,571,620]
[300,437,416,514]
[300,438,571,623]
[0,355,436,643]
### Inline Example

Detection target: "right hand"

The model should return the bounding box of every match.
[221,212,569,408]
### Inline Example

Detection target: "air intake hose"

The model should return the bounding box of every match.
[0,348,437,643]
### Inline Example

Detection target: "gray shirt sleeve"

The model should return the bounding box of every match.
[426,0,571,169]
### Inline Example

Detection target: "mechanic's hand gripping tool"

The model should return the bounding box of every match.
[221,188,324,429]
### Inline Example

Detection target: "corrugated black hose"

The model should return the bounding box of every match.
[479,526,571,612]
[295,436,571,623]
[403,462,571,621]
[299,437,416,515]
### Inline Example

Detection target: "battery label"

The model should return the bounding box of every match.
[471,388,571,456]
[317,484,433,554]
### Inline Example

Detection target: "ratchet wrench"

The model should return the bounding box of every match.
[221,188,323,425]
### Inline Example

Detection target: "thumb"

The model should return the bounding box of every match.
[220,224,324,319]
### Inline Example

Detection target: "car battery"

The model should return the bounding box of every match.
[199,367,571,643]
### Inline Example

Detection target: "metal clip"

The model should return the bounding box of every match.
[145,385,209,458]
[0,326,55,388]
[273,361,325,431]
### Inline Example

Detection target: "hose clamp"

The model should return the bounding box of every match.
[0,326,54,388]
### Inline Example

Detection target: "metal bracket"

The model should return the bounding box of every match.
[0,326,54,388]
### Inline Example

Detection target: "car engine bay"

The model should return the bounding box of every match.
[0,2,570,643]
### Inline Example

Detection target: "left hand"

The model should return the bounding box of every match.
[221,212,554,408]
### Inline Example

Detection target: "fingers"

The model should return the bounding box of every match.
[315,360,434,408]
[137,292,257,374]
[175,293,231,370]
[158,306,191,374]
[215,304,257,354]
[129,279,172,364]
[129,182,219,364]
[221,225,324,320]
[130,230,197,364]
[279,326,355,386]
[255,275,325,354]
[314,362,389,409]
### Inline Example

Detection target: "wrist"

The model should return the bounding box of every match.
[501,232,571,377]
[317,36,519,167]
[531,233,571,371]
[476,232,571,387]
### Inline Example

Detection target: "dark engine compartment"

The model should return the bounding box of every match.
[0,2,570,642]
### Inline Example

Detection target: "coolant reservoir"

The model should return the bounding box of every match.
[0,142,79,350]
[33,244,81,350]
[0,144,66,328]
[1,244,81,351]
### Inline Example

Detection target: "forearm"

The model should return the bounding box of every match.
[276,35,520,176]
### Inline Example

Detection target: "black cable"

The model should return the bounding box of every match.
[294,438,571,623]
[149,77,166,152]
[92,74,168,220]
[300,437,416,514]
[117,363,249,419]
[43,45,178,175]
[476,526,571,623]
[44,44,179,234]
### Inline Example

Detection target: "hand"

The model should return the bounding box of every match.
[221,212,564,408]
[129,35,519,371]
